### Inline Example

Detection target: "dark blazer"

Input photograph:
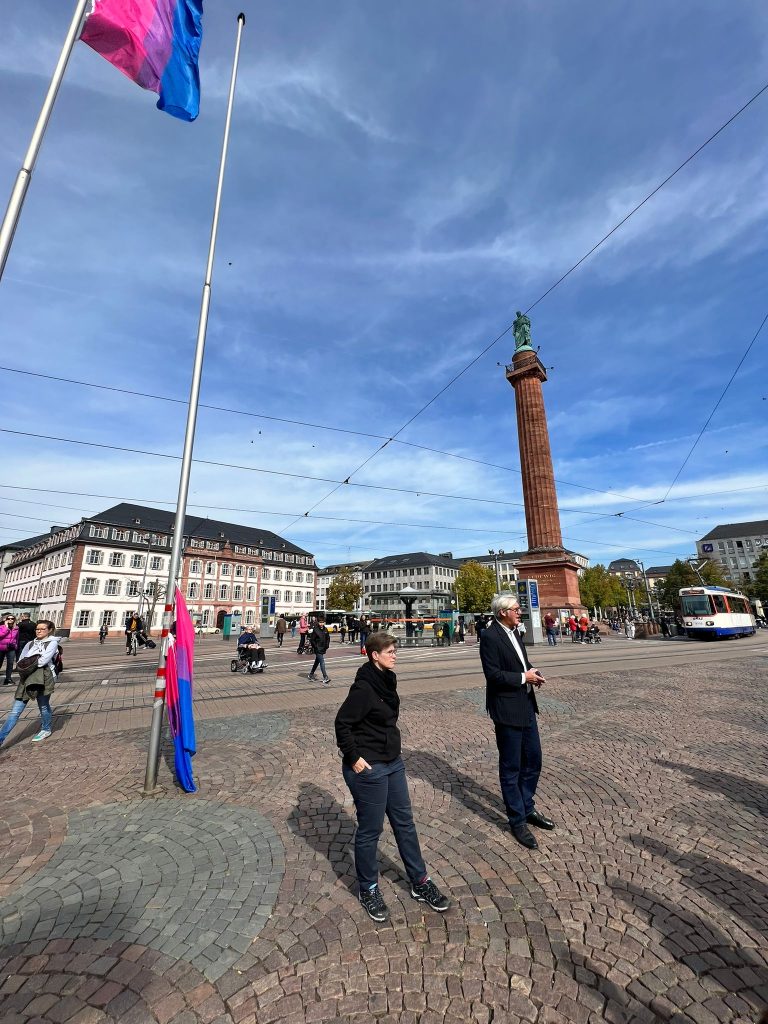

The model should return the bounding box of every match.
[479,619,539,726]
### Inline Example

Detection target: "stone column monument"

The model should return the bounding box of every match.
[505,313,584,614]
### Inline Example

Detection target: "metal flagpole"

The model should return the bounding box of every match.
[143,12,246,795]
[0,0,91,282]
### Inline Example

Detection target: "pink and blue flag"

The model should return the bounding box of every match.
[81,0,204,121]
[165,587,197,792]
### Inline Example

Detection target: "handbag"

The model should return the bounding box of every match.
[16,655,40,681]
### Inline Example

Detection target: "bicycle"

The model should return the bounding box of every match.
[126,632,139,656]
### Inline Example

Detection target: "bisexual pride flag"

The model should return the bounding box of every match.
[81,0,204,121]
[165,587,197,792]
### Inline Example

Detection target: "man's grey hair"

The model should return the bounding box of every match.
[491,593,520,618]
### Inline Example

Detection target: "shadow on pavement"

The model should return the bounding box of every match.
[656,760,768,817]
[404,748,507,832]
[287,781,403,893]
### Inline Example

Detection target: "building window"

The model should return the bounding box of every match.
[105,579,121,596]
[221,563,231,576]
[150,556,163,571]
[100,610,116,627]
[206,562,216,575]
[188,582,199,599]
[247,566,257,578]
[86,550,103,565]
[273,590,282,601]
[81,577,98,595]
[235,565,244,577]
[109,552,125,567]
[201,609,211,626]
[90,526,108,538]
[245,609,254,625]
[76,610,93,628]
[190,560,201,574]
[112,529,129,541]
[285,571,294,582]
[261,569,270,581]
[274,570,282,581]
[233,585,243,600]
[247,586,256,601]
[130,554,144,569]
[305,591,312,603]
[219,584,229,600]
[204,583,214,600]
[126,580,140,597]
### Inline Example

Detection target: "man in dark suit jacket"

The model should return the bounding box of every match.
[479,594,555,849]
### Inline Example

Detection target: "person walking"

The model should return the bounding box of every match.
[334,631,450,922]
[15,613,36,656]
[349,617,359,646]
[306,614,331,684]
[275,615,287,647]
[0,614,19,685]
[339,619,347,644]
[543,612,557,647]
[457,616,465,643]
[289,617,297,639]
[98,622,109,644]
[478,594,554,851]
[0,620,59,746]
[297,613,309,654]
[358,615,370,655]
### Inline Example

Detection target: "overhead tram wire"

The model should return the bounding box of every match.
[0,426,700,534]
[0,365,640,504]
[283,79,768,524]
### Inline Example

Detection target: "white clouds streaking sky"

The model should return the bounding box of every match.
[0,0,766,569]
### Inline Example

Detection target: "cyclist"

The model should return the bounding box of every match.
[98,623,108,645]
[124,612,145,655]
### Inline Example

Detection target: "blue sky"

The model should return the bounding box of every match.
[1,0,766,569]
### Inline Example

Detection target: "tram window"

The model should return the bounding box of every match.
[727,596,746,614]
[681,594,711,616]
[712,595,728,614]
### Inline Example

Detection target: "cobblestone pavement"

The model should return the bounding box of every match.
[0,649,766,1023]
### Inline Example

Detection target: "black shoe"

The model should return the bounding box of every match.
[323,677,331,685]
[307,674,316,680]
[410,878,449,912]
[526,810,555,830]
[359,884,389,923]
[511,824,538,849]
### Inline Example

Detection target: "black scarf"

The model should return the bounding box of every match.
[357,660,400,714]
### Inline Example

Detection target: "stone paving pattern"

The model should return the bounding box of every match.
[0,654,767,1023]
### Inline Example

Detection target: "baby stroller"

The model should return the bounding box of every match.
[585,625,602,644]
[230,641,267,674]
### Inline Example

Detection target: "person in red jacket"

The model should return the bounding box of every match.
[568,614,579,643]
[578,614,589,643]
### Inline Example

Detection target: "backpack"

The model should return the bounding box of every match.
[52,645,64,676]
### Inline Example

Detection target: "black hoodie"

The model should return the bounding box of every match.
[334,660,401,766]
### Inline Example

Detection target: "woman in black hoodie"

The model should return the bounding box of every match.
[334,632,450,923]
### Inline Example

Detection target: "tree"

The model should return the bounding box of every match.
[327,571,363,611]
[745,551,768,606]
[578,565,626,611]
[656,558,728,611]
[454,561,496,613]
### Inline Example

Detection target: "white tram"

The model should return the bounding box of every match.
[680,586,756,640]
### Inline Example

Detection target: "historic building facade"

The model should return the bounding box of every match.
[362,552,460,617]
[1,503,317,636]
[697,520,768,585]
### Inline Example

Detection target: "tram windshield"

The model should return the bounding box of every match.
[681,593,712,616]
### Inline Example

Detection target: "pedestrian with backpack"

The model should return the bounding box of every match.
[0,619,59,746]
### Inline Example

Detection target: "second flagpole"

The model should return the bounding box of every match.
[143,12,246,795]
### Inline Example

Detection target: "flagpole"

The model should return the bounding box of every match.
[0,0,91,282]
[143,12,246,795]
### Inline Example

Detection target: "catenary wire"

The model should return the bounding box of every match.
[0,487,694,559]
[0,365,640,503]
[0,427,700,533]
[284,80,768,522]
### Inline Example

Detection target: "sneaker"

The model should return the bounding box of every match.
[31,730,52,743]
[323,677,331,685]
[307,674,316,680]
[359,884,389,923]
[410,878,450,912]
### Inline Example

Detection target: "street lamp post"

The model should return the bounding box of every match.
[136,534,154,626]
[635,559,656,622]
[488,549,502,593]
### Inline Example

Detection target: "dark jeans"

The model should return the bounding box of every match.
[297,633,307,653]
[359,631,368,652]
[309,652,328,679]
[276,632,284,646]
[546,628,557,646]
[494,709,542,828]
[0,648,15,682]
[342,756,427,889]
